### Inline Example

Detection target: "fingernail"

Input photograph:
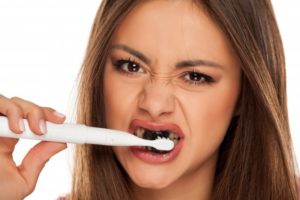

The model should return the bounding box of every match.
[53,111,65,118]
[39,120,47,134]
[19,119,25,132]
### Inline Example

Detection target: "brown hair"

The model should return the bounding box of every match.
[70,0,299,199]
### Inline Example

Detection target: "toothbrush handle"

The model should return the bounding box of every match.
[0,116,149,147]
[0,116,87,144]
[0,116,173,150]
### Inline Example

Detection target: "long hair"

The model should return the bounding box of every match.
[70,0,299,199]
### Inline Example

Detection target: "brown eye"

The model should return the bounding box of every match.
[113,59,145,73]
[182,72,214,85]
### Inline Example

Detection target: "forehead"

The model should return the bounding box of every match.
[112,0,238,68]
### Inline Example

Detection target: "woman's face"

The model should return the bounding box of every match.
[104,0,241,190]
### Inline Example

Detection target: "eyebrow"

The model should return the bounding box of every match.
[110,44,223,70]
[111,44,151,64]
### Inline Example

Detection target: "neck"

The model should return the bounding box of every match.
[132,153,218,200]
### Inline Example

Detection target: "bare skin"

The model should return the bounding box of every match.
[104,1,241,200]
[0,1,240,200]
[0,95,66,200]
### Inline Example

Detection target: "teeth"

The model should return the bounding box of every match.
[135,127,145,138]
[173,138,179,145]
[134,127,181,147]
[144,146,152,151]
[169,132,179,140]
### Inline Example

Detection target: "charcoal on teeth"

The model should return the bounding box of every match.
[144,130,174,154]
[143,146,170,154]
[135,127,180,153]
[142,130,170,140]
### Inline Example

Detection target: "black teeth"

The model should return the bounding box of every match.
[161,131,170,138]
[145,146,169,154]
[141,129,173,154]
[151,148,168,154]
[143,130,157,140]
[142,129,170,140]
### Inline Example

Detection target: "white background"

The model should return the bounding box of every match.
[0,1,299,199]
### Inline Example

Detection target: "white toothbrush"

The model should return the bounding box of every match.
[0,116,174,151]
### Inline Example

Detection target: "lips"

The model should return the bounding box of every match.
[128,119,184,163]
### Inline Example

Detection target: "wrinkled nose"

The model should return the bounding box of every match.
[137,79,175,119]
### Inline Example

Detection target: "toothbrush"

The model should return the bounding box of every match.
[0,116,174,151]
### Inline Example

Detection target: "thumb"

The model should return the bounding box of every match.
[17,141,67,193]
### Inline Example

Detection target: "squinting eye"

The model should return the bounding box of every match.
[113,59,145,74]
[182,72,214,85]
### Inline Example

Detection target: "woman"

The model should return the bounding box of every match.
[0,0,298,199]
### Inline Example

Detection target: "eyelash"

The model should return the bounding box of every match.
[112,57,144,76]
[181,72,215,85]
[112,58,215,85]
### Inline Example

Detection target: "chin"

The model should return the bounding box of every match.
[133,178,172,189]
[130,169,175,189]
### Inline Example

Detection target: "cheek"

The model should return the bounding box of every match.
[103,66,141,129]
[190,89,237,134]
[179,80,240,163]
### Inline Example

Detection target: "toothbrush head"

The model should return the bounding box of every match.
[151,138,175,151]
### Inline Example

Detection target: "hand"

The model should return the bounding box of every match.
[0,95,67,200]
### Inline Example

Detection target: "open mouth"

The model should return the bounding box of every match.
[134,127,181,154]
[129,119,184,163]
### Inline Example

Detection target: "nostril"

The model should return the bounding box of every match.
[137,85,175,119]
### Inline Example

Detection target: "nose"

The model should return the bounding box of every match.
[137,79,175,119]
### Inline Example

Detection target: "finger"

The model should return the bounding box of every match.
[0,95,25,134]
[10,97,46,135]
[0,138,18,155]
[42,107,66,124]
[18,141,67,193]
[0,95,23,153]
